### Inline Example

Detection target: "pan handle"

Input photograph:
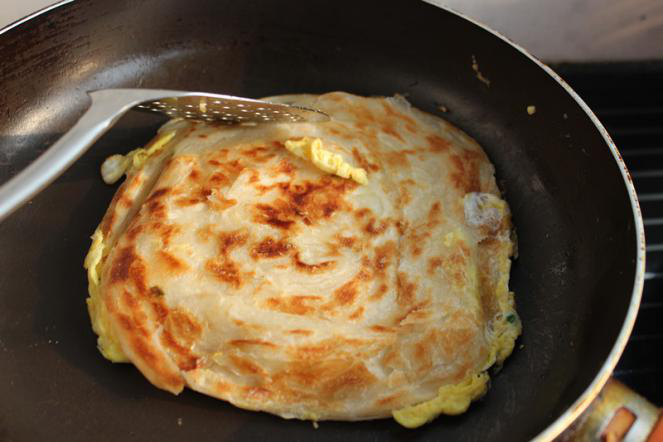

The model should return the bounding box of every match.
[0,92,131,222]
[557,378,662,442]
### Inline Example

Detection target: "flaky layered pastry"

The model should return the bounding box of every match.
[85,92,520,427]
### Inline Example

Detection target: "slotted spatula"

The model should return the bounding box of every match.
[0,89,328,221]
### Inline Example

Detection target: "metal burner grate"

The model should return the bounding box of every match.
[556,62,663,404]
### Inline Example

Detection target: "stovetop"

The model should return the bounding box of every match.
[554,62,662,405]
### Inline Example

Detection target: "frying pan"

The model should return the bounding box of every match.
[0,0,650,440]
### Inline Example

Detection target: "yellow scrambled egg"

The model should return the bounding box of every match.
[84,228,128,362]
[393,372,489,428]
[284,137,368,184]
[463,193,520,366]
[100,129,177,184]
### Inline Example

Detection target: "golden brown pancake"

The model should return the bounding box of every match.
[84,92,520,427]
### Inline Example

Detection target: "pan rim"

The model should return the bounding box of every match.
[0,0,73,37]
[0,1,646,440]
[423,0,646,440]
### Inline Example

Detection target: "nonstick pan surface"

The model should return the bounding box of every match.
[0,1,644,441]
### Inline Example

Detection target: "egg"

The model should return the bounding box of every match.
[284,137,368,184]
[393,372,489,428]
[100,129,177,184]
[84,228,127,362]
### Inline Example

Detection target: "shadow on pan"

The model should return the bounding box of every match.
[0,1,638,441]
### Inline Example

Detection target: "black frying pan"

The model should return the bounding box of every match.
[0,1,646,441]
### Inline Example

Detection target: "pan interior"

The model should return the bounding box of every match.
[0,1,637,441]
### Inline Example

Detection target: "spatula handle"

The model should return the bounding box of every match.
[0,92,129,221]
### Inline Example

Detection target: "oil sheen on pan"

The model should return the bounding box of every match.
[83,92,521,428]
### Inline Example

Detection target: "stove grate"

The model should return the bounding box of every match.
[556,62,663,404]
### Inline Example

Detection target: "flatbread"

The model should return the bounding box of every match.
[85,92,520,426]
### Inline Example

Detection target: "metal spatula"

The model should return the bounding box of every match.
[0,89,328,222]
